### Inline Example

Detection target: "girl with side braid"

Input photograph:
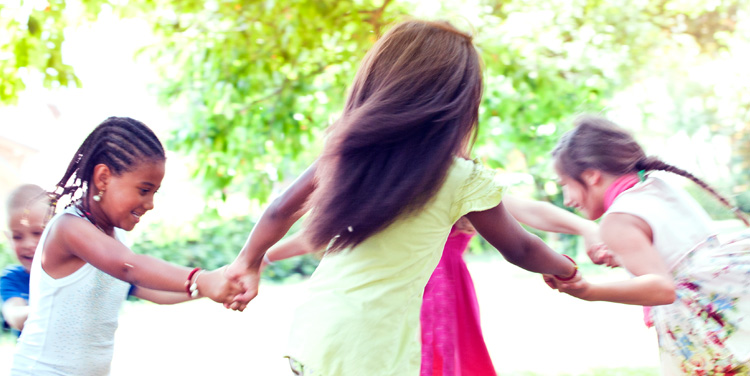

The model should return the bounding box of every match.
[548,115,750,375]
[11,117,243,376]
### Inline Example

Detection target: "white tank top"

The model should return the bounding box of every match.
[12,206,131,376]
[606,175,714,271]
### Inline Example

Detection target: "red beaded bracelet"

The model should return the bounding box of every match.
[185,267,201,296]
[554,254,578,281]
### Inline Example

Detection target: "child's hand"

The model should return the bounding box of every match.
[196,267,246,305]
[542,274,559,289]
[223,260,261,312]
[586,244,620,268]
[555,277,591,300]
[542,271,588,296]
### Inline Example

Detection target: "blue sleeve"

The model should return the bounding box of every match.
[128,284,137,297]
[0,266,30,303]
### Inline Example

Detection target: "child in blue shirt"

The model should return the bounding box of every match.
[1,184,48,337]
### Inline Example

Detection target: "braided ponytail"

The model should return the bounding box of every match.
[553,115,749,227]
[636,157,749,227]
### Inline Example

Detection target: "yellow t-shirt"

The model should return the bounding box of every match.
[286,158,505,376]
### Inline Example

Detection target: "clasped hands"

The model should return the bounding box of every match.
[187,264,257,310]
[544,243,618,299]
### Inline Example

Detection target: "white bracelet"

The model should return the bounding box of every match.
[189,270,204,298]
[263,253,273,265]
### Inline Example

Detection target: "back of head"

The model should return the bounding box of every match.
[552,115,645,184]
[307,19,483,251]
[53,116,165,213]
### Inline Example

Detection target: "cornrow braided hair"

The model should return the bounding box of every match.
[553,115,749,227]
[50,117,165,227]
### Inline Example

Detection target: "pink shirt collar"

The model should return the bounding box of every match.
[603,173,641,211]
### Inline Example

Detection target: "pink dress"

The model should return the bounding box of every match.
[420,227,496,376]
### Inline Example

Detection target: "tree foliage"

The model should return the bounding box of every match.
[0,0,80,103]
[1,0,748,277]
[1,0,746,204]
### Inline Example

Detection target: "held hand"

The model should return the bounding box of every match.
[543,274,559,289]
[555,276,591,300]
[542,263,582,290]
[196,266,246,305]
[223,260,261,312]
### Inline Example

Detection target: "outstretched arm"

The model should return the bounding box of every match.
[504,196,619,267]
[555,213,676,306]
[503,196,598,239]
[131,287,197,305]
[225,162,318,310]
[466,202,578,278]
[50,218,242,305]
[264,231,318,265]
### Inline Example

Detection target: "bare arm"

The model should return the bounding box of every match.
[232,162,317,269]
[466,202,577,277]
[132,286,197,305]
[1,298,29,331]
[265,232,318,263]
[54,217,191,291]
[47,217,241,305]
[556,213,676,306]
[503,196,598,239]
[225,162,318,309]
[504,196,619,267]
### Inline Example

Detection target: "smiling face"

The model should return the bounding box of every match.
[555,163,608,220]
[5,202,48,272]
[91,160,166,232]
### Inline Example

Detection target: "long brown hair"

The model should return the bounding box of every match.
[553,115,749,226]
[306,19,483,251]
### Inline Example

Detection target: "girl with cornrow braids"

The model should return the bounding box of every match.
[11,117,243,376]
[548,115,750,375]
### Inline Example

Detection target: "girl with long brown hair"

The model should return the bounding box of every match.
[549,115,750,375]
[258,197,603,376]
[225,19,580,375]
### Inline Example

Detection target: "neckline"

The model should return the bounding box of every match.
[603,173,641,211]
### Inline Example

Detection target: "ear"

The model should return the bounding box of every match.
[580,169,602,187]
[92,164,112,192]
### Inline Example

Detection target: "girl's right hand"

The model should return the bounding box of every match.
[196,267,246,306]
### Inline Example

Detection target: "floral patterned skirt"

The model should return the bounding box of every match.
[652,232,750,375]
